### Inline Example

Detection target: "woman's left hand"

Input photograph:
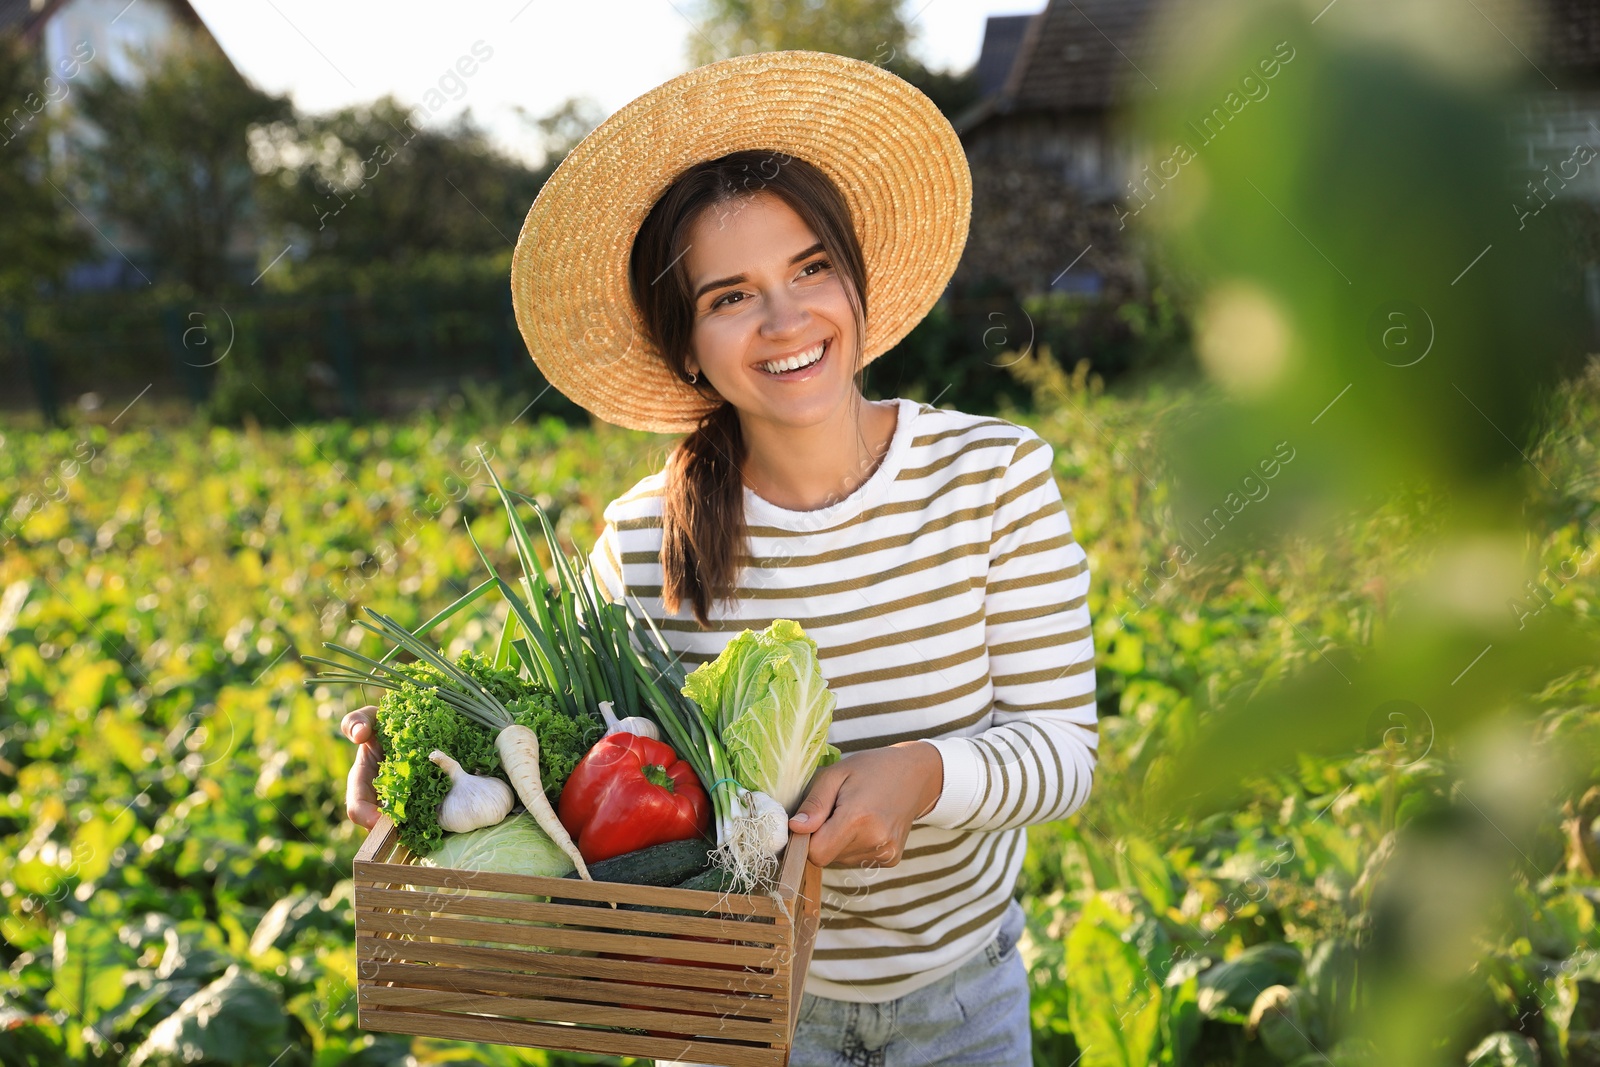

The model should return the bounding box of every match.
[788,741,943,868]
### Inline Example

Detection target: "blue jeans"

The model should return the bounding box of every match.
[658,898,1031,1067]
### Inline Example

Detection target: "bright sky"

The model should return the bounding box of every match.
[187,0,1041,166]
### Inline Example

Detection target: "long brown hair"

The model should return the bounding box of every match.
[627,150,870,628]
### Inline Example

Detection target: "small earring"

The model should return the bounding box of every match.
[687,371,699,385]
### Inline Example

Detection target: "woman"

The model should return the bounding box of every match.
[342,51,1098,1066]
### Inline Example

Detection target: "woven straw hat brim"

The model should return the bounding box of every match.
[509,49,972,435]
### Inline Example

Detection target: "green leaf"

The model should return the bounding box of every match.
[1196,942,1303,1019]
[476,450,545,595]
[246,891,324,958]
[127,965,288,1067]
[48,918,129,1055]
[1066,895,1161,1067]
[375,576,495,666]
[511,637,542,681]
[1118,835,1175,915]
[1158,974,1201,1067]
[1247,985,1317,1063]
[1103,632,1145,675]
[519,590,574,712]
[493,608,519,672]
[1463,1032,1540,1067]
[1075,829,1121,894]
[464,518,574,712]
[612,603,641,711]
[1304,937,1359,1038]
[1525,889,1595,960]
[354,610,507,727]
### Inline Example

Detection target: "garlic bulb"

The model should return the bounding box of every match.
[598,699,662,741]
[429,749,514,833]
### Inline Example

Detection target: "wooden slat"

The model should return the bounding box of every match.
[355,860,786,919]
[356,936,787,995]
[358,1008,787,1067]
[356,911,779,967]
[773,833,809,905]
[354,816,399,864]
[355,886,785,944]
[352,823,821,1058]
[786,859,823,1037]
[362,985,782,1042]
[365,961,788,1022]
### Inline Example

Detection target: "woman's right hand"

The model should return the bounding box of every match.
[340,705,383,829]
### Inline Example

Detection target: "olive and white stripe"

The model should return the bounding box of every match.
[587,396,1098,1003]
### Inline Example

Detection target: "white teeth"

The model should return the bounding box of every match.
[760,341,825,375]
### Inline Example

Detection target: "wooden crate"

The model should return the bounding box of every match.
[352,815,823,1067]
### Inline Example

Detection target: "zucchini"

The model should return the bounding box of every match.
[553,857,756,920]
[562,837,714,887]
[671,864,741,895]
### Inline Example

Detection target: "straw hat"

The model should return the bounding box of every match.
[509,49,972,435]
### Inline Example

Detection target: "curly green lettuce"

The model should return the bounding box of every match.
[371,651,602,856]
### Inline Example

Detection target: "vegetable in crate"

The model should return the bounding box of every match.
[597,699,661,741]
[418,811,576,878]
[430,749,514,833]
[557,733,712,864]
[313,645,601,860]
[561,838,714,886]
[682,619,841,878]
[411,813,576,949]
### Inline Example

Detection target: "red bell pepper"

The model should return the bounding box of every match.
[556,733,711,863]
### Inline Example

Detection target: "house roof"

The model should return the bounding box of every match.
[953,0,1162,133]
[1001,0,1160,114]
[973,13,1035,99]
[958,0,1600,135]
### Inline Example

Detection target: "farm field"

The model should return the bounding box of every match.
[2,354,1598,1067]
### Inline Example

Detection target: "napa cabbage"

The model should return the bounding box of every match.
[682,619,841,813]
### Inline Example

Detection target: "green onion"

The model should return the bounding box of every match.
[308,448,742,847]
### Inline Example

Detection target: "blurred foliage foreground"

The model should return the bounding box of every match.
[0,344,1594,1066]
[5,0,1600,1065]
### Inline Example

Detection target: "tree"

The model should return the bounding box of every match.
[251,97,545,266]
[687,0,913,68]
[515,95,607,183]
[685,0,977,121]
[71,40,290,295]
[0,34,89,300]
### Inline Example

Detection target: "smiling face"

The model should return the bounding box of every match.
[682,191,861,429]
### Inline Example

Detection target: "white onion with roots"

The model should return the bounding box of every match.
[711,787,790,894]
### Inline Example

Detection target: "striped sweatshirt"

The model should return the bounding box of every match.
[586,396,1099,1003]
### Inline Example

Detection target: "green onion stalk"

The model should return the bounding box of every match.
[463,451,740,848]
[309,446,742,851]
[616,596,742,850]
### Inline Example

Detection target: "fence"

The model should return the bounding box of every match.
[0,284,582,425]
[0,283,1191,426]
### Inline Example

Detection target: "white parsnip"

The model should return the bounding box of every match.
[495,724,592,881]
